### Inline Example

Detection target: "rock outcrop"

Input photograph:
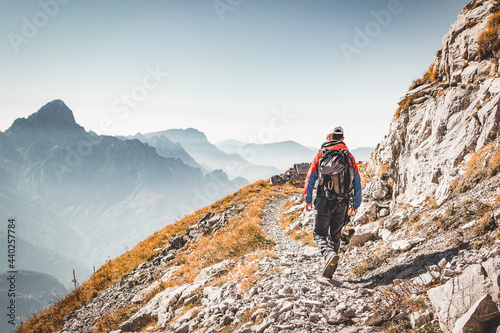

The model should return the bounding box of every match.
[270,163,310,187]
[374,0,500,206]
[428,256,500,332]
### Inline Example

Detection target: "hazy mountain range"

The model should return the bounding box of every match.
[216,140,374,169]
[0,100,245,286]
[0,100,374,325]
[126,130,282,182]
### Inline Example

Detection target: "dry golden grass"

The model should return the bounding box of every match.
[358,161,374,186]
[409,63,439,91]
[279,199,315,247]
[479,11,500,59]
[378,162,390,177]
[395,96,415,120]
[466,19,479,29]
[280,210,302,230]
[474,212,498,237]
[394,62,441,120]
[287,229,315,246]
[352,249,393,279]
[236,264,263,294]
[451,142,500,194]
[18,180,299,333]
[281,197,299,212]
[92,305,143,333]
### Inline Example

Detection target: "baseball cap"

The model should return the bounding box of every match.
[327,125,344,136]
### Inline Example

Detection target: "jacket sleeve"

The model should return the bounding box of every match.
[352,171,362,209]
[304,151,322,204]
[349,153,362,209]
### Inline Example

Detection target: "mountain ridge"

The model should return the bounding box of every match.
[0,100,245,284]
[136,129,281,182]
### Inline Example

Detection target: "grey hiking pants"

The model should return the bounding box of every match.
[313,196,349,259]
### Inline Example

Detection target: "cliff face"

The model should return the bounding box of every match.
[375,0,500,206]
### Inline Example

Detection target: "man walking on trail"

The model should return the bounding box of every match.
[304,126,362,278]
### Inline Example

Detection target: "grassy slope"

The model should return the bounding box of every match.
[17,180,302,333]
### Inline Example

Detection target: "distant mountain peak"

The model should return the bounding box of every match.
[30,99,77,126]
[8,99,79,132]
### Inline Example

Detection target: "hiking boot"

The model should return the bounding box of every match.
[322,251,339,278]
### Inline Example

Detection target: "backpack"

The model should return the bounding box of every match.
[318,145,355,203]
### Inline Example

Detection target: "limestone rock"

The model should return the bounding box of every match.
[355,202,378,224]
[364,312,384,326]
[270,163,309,186]
[392,240,412,251]
[373,0,500,206]
[384,215,403,231]
[302,246,320,258]
[452,294,499,333]
[170,308,196,331]
[169,233,187,249]
[350,221,380,247]
[365,178,389,200]
[410,310,431,328]
[121,285,187,331]
[413,271,440,287]
[379,207,390,217]
[194,259,234,284]
[428,257,500,332]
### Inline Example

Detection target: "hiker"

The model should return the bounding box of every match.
[304,126,362,278]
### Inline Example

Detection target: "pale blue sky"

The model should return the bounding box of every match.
[1,0,471,149]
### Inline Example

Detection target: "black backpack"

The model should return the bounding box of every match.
[318,143,354,203]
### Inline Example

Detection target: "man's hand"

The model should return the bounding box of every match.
[348,207,357,217]
[305,203,313,212]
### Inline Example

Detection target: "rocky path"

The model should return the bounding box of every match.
[260,198,307,260]
[234,197,380,333]
[56,196,384,333]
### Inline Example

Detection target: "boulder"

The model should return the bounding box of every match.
[392,240,412,252]
[121,285,187,331]
[365,178,389,200]
[428,257,500,332]
[270,164,309,187]
[194,259,234,284]
[302,246,320,258]
[170,308,196,331]
[169,233,187,249]
[378,228,392,241]
[384,215,403,231]
[203,286,223,302]
[452,294,499,333]
[354,202,378,224]
[379,208,390,217]
[412,271,440,287]
[350,221,380,247]
[364,312,384,326]
[410,310,431,328]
